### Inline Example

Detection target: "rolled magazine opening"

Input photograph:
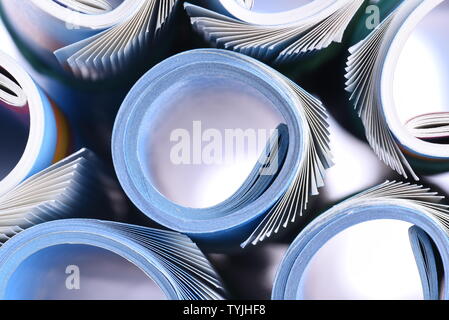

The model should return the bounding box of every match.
[0,219,225,300]
[4,244,167,300]
[272,182,449,300]
[381,0,449,160]
[346,0,449,179]
[300,220,424,300]
[143,74,285,209]
[393,1,449,144]
[0,69,30,181]
[114,49,302,229]
[0,51,58,196]
[113,49,332,247]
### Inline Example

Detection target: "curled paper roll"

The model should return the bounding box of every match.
[345,0,449,178]
[272,181,449,300]
[0,50,70,196]
[0,0,180,81]
[184,0,364,64]
[112,49,333,249]
[0,219,225,300]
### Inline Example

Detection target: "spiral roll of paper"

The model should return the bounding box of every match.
[0,50,70,196]
[273,181,449,300]
[0,219,225,300]
[112,49,333,250]
[345,0,449,178]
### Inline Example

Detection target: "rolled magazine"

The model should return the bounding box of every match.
[184,0,364,63]
[0,219,225,300]
[272,181,449,300]
[112,49,333,250]
[0,0,181,81]
[0,50,70,195]
[0,47,119,245]
[345,0,449,179]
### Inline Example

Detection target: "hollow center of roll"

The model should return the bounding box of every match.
[393,1,449,142]
[240,0,314,13]
[140,75,285,209]
[300,220,424,300]
[0,69,29,181]
[4,244,167,300]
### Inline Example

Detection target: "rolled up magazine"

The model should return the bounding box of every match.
[273,181,449,300]
[112,49,333,250]
[345,0,449,179]
[184,0,364,64]
[0,50,70,196]
[0,0,181,81]
[0,219,225,300]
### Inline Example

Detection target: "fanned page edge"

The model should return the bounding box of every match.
[333,181,449,232]
[241,75,333,248]
[275,0,364,64]
[53,0,179,80]
[0,149,99,242]
[184,0,364,63]
[101,221,226,300]
[344,2,419,180]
